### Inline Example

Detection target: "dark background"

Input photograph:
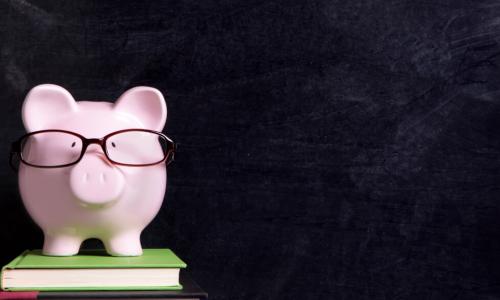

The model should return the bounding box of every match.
[0,0,500,299]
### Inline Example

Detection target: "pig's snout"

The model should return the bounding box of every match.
[69,155,125,206]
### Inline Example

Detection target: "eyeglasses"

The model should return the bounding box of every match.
[10,129,176,169]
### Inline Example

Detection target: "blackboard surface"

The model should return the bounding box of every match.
[0,1,499,299]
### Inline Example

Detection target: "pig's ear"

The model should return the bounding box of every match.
[22,84,78,132]
[113,87,167,131]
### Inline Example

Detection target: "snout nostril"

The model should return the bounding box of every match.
[84,173,89,182]
[99,173,106,183]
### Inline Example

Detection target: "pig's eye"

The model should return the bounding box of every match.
[71,142,76,148]
[111,142,116,148]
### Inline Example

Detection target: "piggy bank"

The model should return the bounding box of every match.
[13,84,173,256]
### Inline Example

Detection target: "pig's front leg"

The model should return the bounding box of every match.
[104,231,143,256]
[43,233,83,256]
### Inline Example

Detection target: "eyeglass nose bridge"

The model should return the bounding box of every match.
[85,138,104,145]
[81,138,106,154]
[78,137,103,152]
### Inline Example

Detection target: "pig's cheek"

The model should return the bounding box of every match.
[19,167,76,228]
[115,164,166,212]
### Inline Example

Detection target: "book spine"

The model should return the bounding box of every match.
[1,250,30,291]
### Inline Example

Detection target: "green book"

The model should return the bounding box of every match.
[1,249,187,291]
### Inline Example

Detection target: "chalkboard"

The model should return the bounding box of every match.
[0,1,499,299]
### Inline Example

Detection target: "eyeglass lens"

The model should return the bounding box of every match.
[105,131,169,165]
[21,131,83,167]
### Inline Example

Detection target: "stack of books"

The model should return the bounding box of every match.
[0,249,207,300]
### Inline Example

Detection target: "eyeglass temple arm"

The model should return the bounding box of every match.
[166,142,177,166]
[9,141,20,171]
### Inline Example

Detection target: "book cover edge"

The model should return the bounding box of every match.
[1,250,30,291]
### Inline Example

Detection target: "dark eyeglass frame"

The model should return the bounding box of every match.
[10,128,176,170]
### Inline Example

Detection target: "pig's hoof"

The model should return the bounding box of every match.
[104,232,143,256]
[43,234,82,256]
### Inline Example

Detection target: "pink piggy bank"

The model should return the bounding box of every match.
[11,84,174,256]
